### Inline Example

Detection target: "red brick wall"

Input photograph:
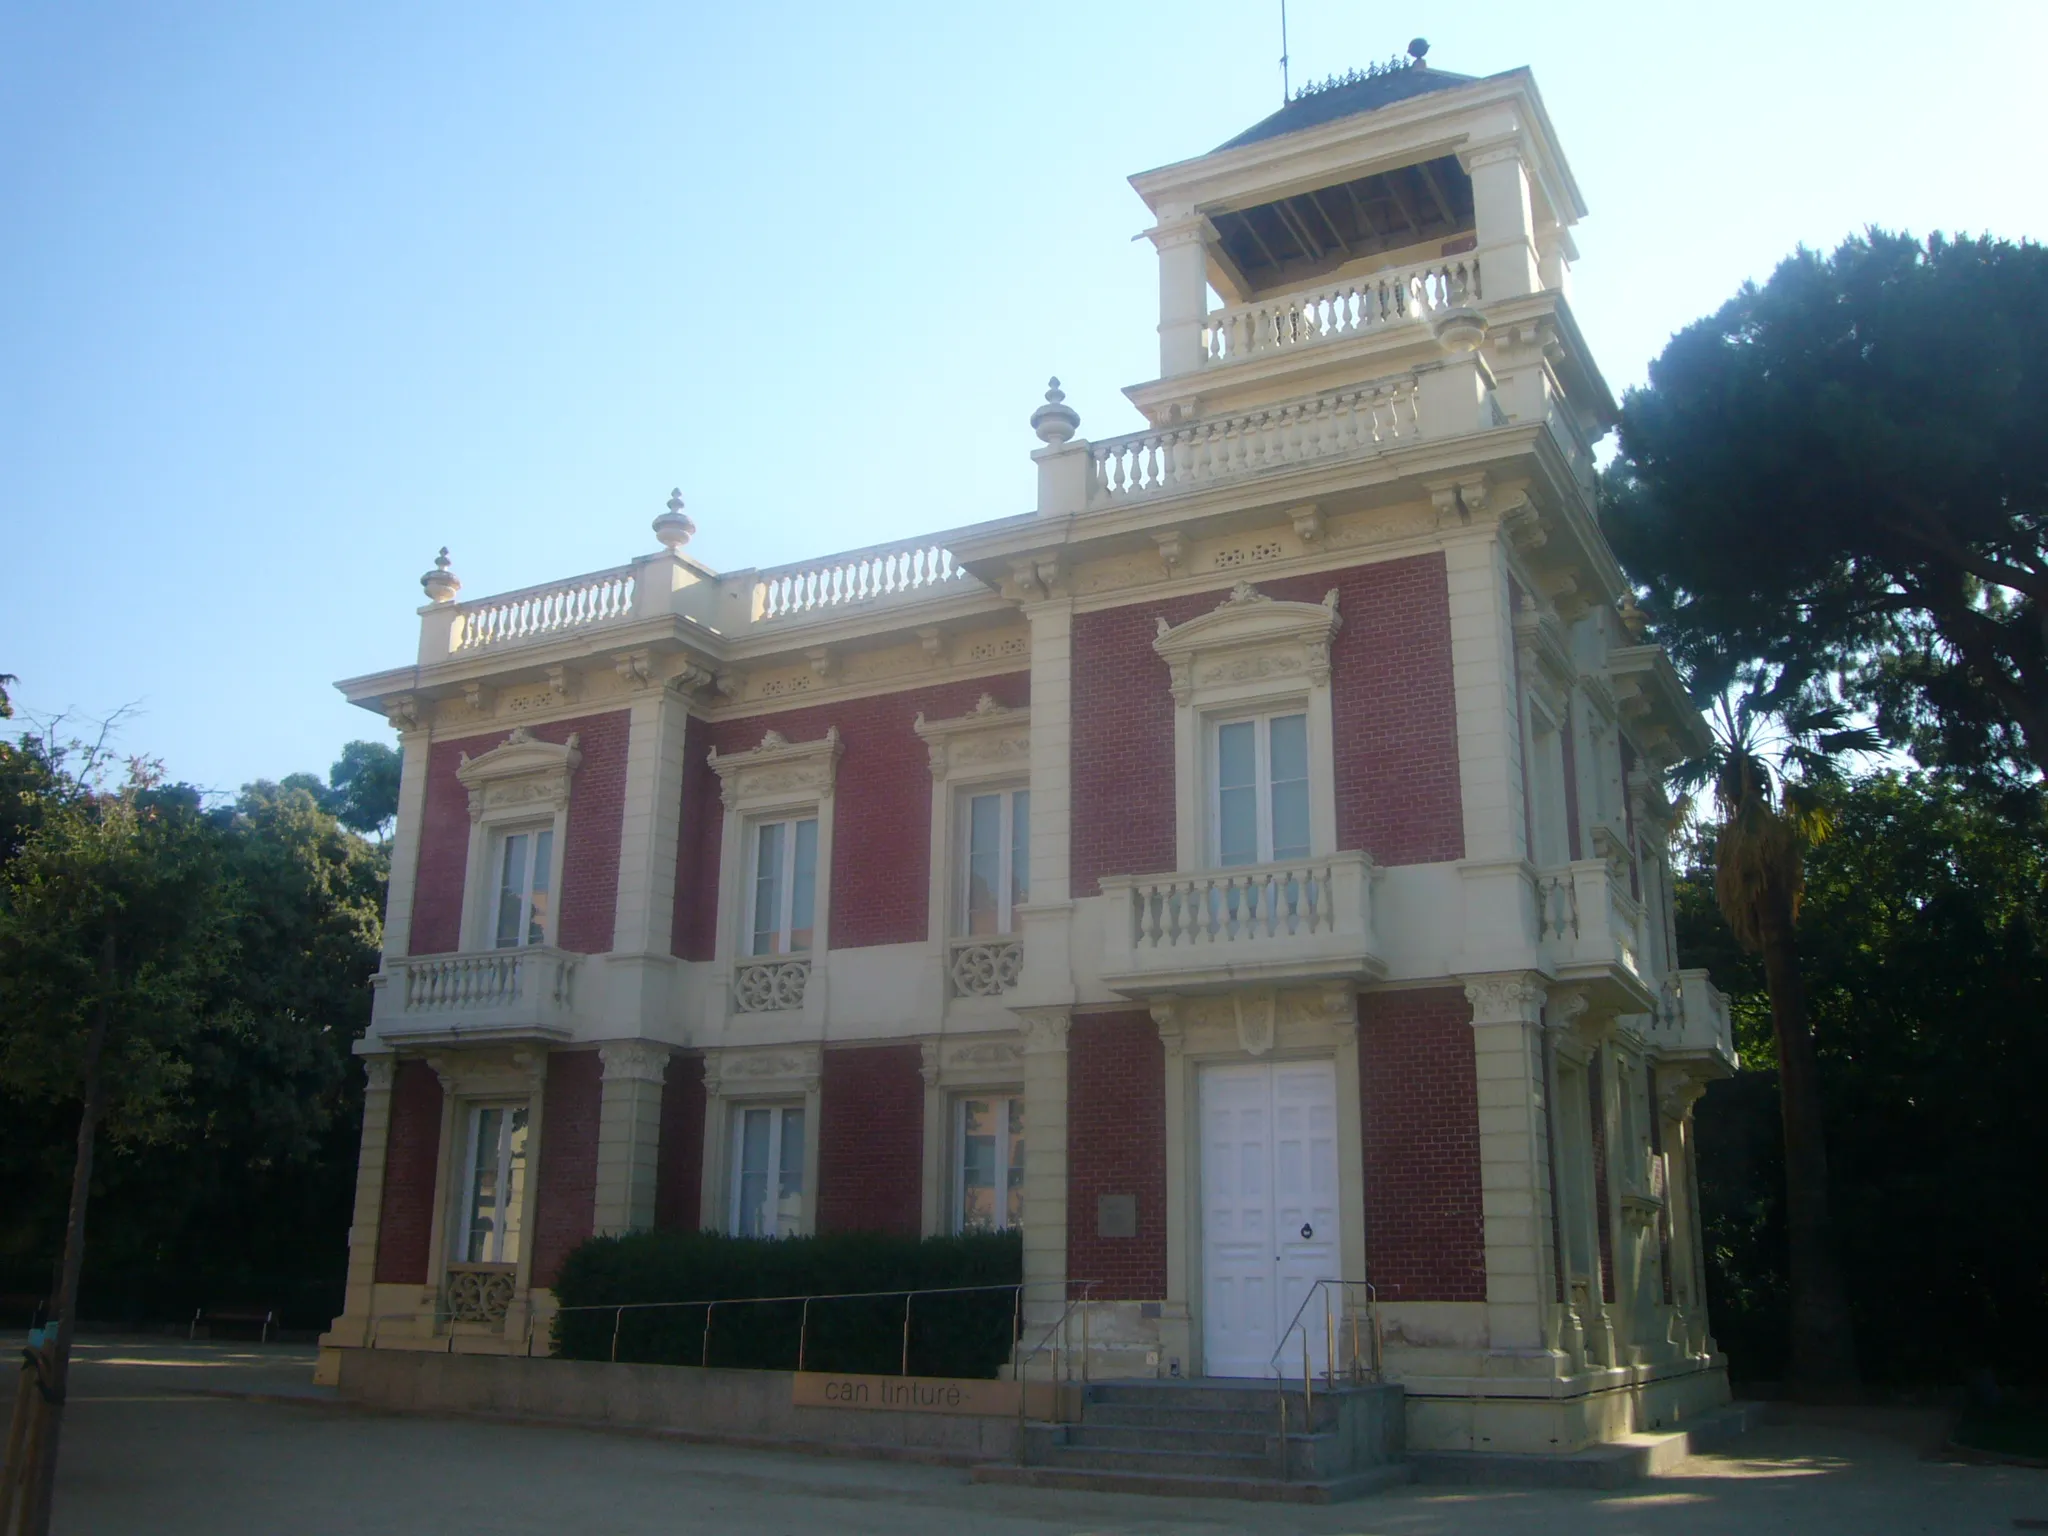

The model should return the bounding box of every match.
[654,1053,706,1232]
[671,714,716,958]
[374,1059,445,1285]
[673,674,1029,958]
[530,1049,603,1289]
[815,1043,925,1235]
[1357,988,1486,1302]
[407,711,630,955]
[1067,1012,1168,1300]
[1069,555,1463,896]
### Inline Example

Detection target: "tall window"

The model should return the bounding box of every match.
[750,816,818,956]
[457,1103,529,1264]
[1213,712,1309,866]
[955,1096,1024,1232]
[730,1104,805,1237]
[961,788,1029,935]
[491,827,554,948]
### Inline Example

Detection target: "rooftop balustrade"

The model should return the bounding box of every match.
[752,539,977,620]
[1087,378,1421,508]
[1201,255,1481,366]
[451,567,639,652]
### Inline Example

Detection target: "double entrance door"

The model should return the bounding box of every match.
[1199,1058,1341,1377]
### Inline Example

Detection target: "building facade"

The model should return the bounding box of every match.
[318,57,1737,1455]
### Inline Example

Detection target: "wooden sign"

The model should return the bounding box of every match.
[791,1372,1059,1418]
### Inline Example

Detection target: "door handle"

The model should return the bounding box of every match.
[1300,1223,1314,1240]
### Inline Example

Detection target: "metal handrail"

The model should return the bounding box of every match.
[1008,1283,1103,1465]
[551,1280,1083,1372]
[1267,1279,1381,1483]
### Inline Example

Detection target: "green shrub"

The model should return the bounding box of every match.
[551,1228,1023,1378]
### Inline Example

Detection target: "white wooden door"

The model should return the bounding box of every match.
[1200,1059,1341,1377]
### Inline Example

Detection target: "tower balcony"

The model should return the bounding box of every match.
[375,947,580,1043]
[1097,850,1384,997]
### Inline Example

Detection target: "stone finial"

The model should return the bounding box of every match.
[420,547,461,603]
[1030,377,1081,445]
[653,487,697,551]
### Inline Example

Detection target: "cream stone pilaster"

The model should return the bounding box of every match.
[593,1041,671,1235]
[1013,591,1075,1006]
[314,1053,398,1378]
[1015,1007,1071,1331]
[605,683,692,1032]
[1445,526,1527,865]
[1463,972,1560,1355]
[1145,213,1216,378]
[1461,134,1541,300]
[374,727,433,967]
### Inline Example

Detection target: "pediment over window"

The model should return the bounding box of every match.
[1153,581,1341,704]
[456,727,581,822]
[913,694,1031,781]
[708,726,842,809]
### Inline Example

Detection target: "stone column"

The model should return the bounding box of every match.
[1463,973,1560,1356]
[1015,1008,1072,1347]
[1146,213,1215,378]
[1461,136,1541,299]
[593,1041,671,1235]
[606,683,691,1033]
[314,1054,398,1381]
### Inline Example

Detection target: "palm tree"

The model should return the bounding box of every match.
[1676,674,1873,1399]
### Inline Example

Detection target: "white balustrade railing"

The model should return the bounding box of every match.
[1203,256,1482,364]
[755,540,974,620]
[453,567,637,652]
[1099,851,1378,988]
[394,947,578,1018]
[1089,381,1419,506]
[1672,968,1738,1071]
[1130,862,1340,948]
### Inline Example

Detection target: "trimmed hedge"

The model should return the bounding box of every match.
[551,1228,1022,1378]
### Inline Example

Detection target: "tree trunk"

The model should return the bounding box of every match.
[1757,894,1859,1399]
[21,935,113,1536]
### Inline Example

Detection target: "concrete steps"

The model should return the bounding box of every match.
[971,1376,1409,1504]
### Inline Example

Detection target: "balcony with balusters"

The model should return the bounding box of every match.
[379,947,580,1042]
[1096,850,1382,996]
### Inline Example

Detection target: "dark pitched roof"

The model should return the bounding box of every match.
[1214,65,1478,153]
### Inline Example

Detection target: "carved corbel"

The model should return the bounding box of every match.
[543,664,575,705]
[919,1040,941,1088]
[1152,530,1187,577]
[805,647,837,683]
[385,694,422,733]
[665,661,717,698]
[1289,503,1325,544]
[461,681,494,717]
[1233,990,1277,1056]
[615,650,654,689]
[916,626,947,665]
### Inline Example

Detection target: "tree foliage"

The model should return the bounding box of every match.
[281,739,401,838]
[1684,773,2048,1387]
[0,732,384,1326]
[1605,230,2048,788]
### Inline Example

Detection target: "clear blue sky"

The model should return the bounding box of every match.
[6,0,2045,797]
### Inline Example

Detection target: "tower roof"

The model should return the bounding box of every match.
[1215,62,1480,153]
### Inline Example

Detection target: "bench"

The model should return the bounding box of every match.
[188,1307,277,1344]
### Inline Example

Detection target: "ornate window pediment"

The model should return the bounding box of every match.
[913,695,1030,781]
[1153,581,1341,704]
[708,726,842,809]
[456,727,580,821]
